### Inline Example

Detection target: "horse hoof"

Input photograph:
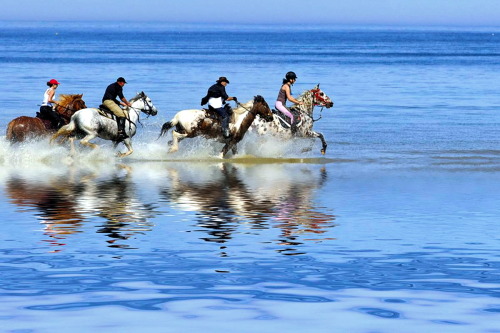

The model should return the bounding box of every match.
[321,149,326,155]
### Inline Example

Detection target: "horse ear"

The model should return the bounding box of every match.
[316,83,320,88]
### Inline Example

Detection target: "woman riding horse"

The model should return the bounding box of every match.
[250,84,334,154]
[6,94,87,143]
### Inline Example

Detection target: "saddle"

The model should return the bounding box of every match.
[97,104,117,119]
[272,108,301,129]
[35,113,57,130]
[202,107,221,121]
[203,104,233,121]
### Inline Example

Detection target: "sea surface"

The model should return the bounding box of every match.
[0,21,499,332]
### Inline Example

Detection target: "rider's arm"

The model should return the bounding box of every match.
[47,89,57,104]
[120,97,131,107]
[284,85,302,105]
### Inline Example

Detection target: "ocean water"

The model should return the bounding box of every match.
[0,21,499,332]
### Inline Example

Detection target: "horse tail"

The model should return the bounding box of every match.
[5,120,15,142]
[50,121,76,144]
[158,120,175,139]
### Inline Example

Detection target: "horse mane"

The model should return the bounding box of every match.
[298,90,312,100]
[129,92,144,104]
[58,94,83,105]
[233,100,254,114]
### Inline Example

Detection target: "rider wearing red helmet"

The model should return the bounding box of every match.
[39,79,64,129]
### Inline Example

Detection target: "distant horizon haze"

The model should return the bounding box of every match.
[1,0,500,27]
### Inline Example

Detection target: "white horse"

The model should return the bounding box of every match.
[158,95,273,158]
[51,92,158,157]
[250,84,334,154]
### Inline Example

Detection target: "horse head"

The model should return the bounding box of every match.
[252,95,273,122]
[310,84,334,108]
[55,94,87,119]
[132,91,158,116]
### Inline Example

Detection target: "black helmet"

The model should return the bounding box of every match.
[285,71,297,81]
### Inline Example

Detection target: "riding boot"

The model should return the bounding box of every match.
[117,117,128,139]
[290,122,298,134]
[222,117,231,139]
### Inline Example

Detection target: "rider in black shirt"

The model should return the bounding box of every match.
[102,77,131,140]
[201,77,237,138]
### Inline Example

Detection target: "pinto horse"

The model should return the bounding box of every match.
[159,95,273,158]
[250,84,334,154]
[5,94,87,143]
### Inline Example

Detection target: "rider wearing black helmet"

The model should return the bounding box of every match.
[276,71,303,131]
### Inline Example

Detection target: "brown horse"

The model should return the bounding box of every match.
[5,94,86,143]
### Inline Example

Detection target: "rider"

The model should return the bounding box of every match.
[201,76,237,138]
[39,79,64,129]
[102,77,132,140]
[276,71,303,132]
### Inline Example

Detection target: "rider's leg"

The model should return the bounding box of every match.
[214,107,231,138]
[275,101,294,126]
[103,100,128,139]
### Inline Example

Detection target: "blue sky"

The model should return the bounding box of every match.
[2,0,500,26]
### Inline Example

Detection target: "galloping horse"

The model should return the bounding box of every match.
[5,94,87,143]
[51,92,158,157]
[158,95,273,158]
[250,84,334,154]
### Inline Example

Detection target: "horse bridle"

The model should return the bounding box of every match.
[310,88,330,106]
[129,95,153,114]
[294,89,331,122]
[54,101,83,118]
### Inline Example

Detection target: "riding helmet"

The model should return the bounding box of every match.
[285,71,297,81]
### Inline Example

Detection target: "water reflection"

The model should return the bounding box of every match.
[2,161,336,254]
[159,162,336,254]
[4,165,157,250]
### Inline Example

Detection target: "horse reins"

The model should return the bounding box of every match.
[235,100,262,117]
[125,96,154,129]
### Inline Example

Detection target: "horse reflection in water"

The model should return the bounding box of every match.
[4,166,157,250]
[159,163,335,255]
[5,177,86,250]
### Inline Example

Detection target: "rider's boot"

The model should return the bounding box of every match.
[117,117,128,140]
[290,120,298,134]
[222,117,231,139]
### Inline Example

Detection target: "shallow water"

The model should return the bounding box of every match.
[1,141,499,332]
[1,22,500,332]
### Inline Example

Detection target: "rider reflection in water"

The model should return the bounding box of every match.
[201,76,238,139]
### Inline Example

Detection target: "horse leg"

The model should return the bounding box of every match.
[69,137,76,155]
[117,138,133,158]
[168,131,187,153]
[220,140,235,159]
[306,131,328,154]
[80,133,99,149]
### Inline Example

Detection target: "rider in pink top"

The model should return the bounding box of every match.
[275,71,303,130]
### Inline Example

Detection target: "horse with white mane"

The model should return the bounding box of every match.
[51,91,158,157]
[250,84,334,154]
[158,95,273,158]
